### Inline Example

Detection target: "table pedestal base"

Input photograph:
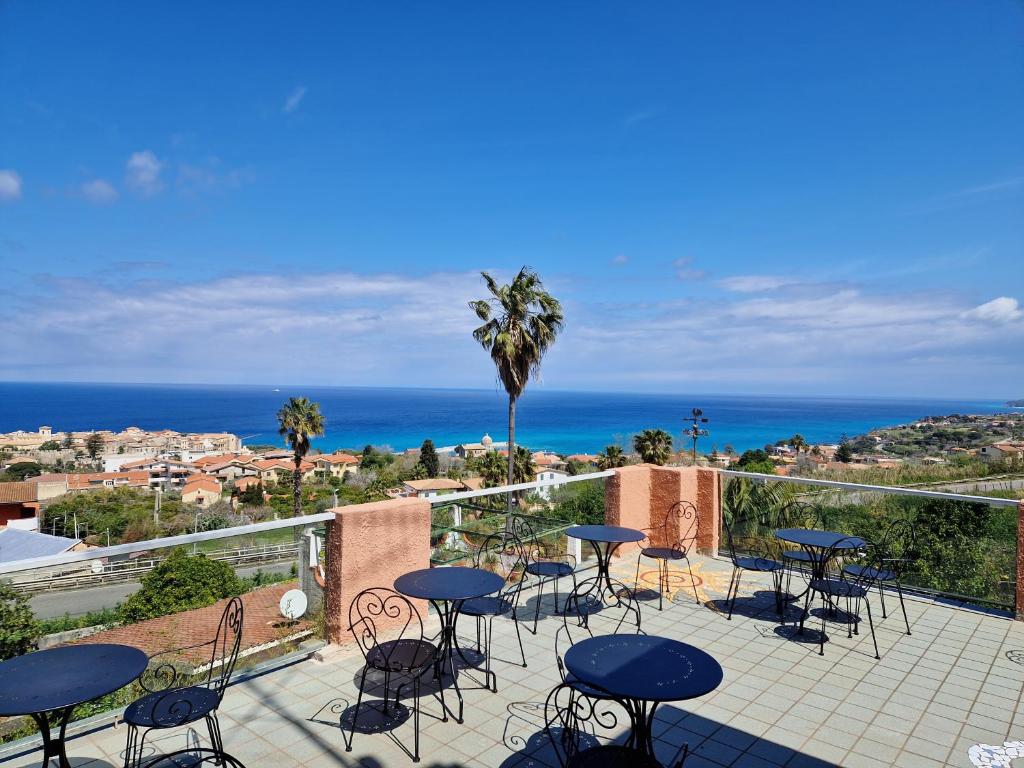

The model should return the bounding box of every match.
[29,708,74,768]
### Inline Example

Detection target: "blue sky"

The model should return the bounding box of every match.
[1,2,1021,398]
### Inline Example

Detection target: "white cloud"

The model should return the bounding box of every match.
[962,297,1023,323]
[80,179,118,204]
[0,169,23,201]
[176,159,255,194]
[611,254,628,265]
[718,275,802,293]
[952,176,1024,199]
[674,257,707,281]
[125,151,163,197]
[283,86,307,114]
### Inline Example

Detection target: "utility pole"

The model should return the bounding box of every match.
[684,408,710,463]
[154,487,162,524]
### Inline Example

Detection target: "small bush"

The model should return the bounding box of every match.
[119,549,244,623]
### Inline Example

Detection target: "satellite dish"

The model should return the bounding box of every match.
[279,589,308,620]
[90,560,104,574]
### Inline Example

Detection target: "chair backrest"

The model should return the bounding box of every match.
[142,748,246,768]
[348,587,427,671]
[783,500,822,530]
[508,514,546,565]
[555,579,642,672]
[824,535,882,588]
[473,528,527,601]
[206,596,244,699]
[543,681,627,767]
[648,500,698,554]
[722,511,779,566]
[878,518,916,577]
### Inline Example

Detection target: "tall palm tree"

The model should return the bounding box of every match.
[632,429,674,466]
[276,397,326,517]
[790,434,807,454]
[470,267,563,510]
[597,445,626,470]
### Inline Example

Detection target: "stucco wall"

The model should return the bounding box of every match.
[323,496,431,644]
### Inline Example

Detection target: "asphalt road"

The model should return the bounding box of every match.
[29,561,295,620]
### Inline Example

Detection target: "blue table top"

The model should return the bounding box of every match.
[394,566,505,602]
[566,525,645,544]
[563,635,723,703]
[774,529,865,549]
[0,643,148,716]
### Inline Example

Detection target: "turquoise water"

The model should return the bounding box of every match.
[0,382,1008,455]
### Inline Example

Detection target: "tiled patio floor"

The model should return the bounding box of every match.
[3,553,1023,768]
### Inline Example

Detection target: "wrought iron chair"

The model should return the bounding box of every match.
[123,596,244,768]
[555,579,643,695]
[843,518,914,635]
[458,527,529,691]
[780,501,823,597]
[543,681,687,768]
[515,515,579,634]
[800,535,883,658]
[141,747,246,768]
[721,510,785,620]
[633,500,700,610]
[345,587,445,763]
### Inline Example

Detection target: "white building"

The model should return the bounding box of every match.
[534,468,569,500]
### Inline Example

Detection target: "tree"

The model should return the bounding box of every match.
[237,481,265,506]
[597,445,627,470]
[735,449,776,474]
[1,461,43,481]
[476,448,535,489]
[565,459,591,476]
[790,434,807,453]
[61,433,74,450]
[38,440,61,451]
[119,549,244,623]
[276,397,326,517]
[632,429,673,465]
[360,445,394,472]
[419,439,440,478]
[469,267,563,510]
[85,432,105,462]
[0,580,39,660]
[835,437,854,463]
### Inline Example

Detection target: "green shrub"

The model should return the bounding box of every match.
[119,549,244,623]
[0,580,40,660]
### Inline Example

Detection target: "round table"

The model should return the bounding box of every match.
[0,643,148,768]
[394,566,504,723]
[563,635,722,760]
[566,525,644,598]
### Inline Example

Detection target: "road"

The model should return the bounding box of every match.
[29,562,295,620]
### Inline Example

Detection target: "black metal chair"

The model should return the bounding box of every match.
[843,518,914,635]
[123,596,244,768]
[780,501,823,597]
[141,748,246,768]
[543,681,687,768]
[633,500,700,610]
[515,515,579,634]
[345,587,445,763]
[721,511,785,620]
[555,579,643,694]
[800,535,883,658]
[459,527,528,691]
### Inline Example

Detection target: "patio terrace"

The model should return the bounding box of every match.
[2,551,1022,768]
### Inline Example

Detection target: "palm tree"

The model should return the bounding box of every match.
[470,267,563,510]
[790,434,807,453]
[276,397,326,517]
[632,429,674,465]
[597,445,626,470]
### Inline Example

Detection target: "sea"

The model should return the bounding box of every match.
[0,382,1011,456]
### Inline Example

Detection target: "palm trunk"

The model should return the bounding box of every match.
[293,454,302,517]
[507,394,516,514]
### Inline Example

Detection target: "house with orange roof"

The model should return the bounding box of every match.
[311,453,359,479]
[181,475,222,507]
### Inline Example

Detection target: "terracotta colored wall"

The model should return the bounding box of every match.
[605,465,721,556]
[324,497,431,644]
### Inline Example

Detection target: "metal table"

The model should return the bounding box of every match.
[563,634,722,761]
[566,525,644,599]
[394,566,504,723]
[0,643,148,768]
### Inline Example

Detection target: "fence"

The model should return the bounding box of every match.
[720,469,1021,609]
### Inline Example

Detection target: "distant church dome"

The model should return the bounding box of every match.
[481,433,493,447]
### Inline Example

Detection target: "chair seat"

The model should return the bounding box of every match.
[782,550,814,562]
[565,674,616,701]
[366,639,437,671]
[526,561,574,578]
[124,686,220,728]
[640,546,684,560]
[843,564,895,581]
[460,595,514,616]
[810,578,868,598]
[568,744,663,768]
[736,555,783,572]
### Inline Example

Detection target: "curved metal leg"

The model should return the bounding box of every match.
[684,554,699,604]
[864,597,881,659]
[344,665,369,752]
[412,676,421,763]
[633,552,643,596]
[206,713,224,765]
[31,707,74,768]
[728,568,742,620]
[532,577,545,635]
[895,579,911,635]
